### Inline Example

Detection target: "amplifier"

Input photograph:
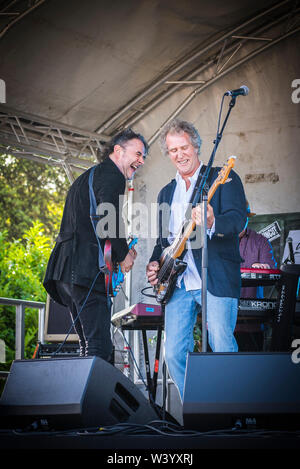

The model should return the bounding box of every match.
[0,357,158,430]
[35,342,80,358]
[183,352,300,431]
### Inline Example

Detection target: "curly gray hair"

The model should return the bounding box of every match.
[158,118,202,157]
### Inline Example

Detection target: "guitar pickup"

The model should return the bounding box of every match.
[173,259,187,275]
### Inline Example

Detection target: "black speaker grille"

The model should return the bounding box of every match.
[115,382,139,412]
[109,398,130,423]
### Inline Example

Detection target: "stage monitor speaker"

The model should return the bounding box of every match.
[0,357,158,430]
[183,352,300,431]
[44,295,78,342]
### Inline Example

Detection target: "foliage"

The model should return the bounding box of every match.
[0,154,69,241]
[193,321,202,352]
[0,154,71,375]
[0,223,52,369]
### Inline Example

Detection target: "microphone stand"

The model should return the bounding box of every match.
[191,95,237,352]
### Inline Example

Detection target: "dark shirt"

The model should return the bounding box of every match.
[44,157,129,303]
[239,228,277,298]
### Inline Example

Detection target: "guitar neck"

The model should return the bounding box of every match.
[169,157,235,259]
[170,181,218,256]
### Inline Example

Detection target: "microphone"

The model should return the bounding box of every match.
[287,237,295,264]
[224,85,249,97]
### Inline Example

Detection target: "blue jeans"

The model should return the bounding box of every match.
[164,284,238,400]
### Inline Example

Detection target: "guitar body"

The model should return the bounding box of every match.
[154,157,236,304]
[154,252,187,304]
[104,237,137,297]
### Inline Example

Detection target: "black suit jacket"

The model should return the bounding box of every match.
[150,168,247,299]
[44,157,129,304]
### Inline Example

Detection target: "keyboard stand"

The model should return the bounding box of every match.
[122,322,163,405]
[140,324,163,402]
[271,265,300,351]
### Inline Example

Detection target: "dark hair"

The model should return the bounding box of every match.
[100,128,149,160]
[159,118,202,157]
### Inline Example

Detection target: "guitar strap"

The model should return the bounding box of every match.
[88,165,108,273]
[55,166,111,352]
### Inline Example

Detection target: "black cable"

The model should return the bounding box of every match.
[50,271,102,356]
[141,286,156,298]
[4,420,300,438]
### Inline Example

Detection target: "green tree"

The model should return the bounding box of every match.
[0,222,52,368]
[0,154,69,241]
[0,154,71,371]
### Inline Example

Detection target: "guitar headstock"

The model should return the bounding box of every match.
[216,156,236,184]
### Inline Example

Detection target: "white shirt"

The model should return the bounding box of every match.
[168,163,215,291]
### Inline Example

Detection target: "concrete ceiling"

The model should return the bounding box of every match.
[0,0,299,175]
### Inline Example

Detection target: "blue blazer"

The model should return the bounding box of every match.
[150,168,247,299]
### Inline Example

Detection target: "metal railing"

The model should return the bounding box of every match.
[0,297,45,360]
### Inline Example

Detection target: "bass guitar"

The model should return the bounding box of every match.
[154,156,236,304]
[104,237,138,297]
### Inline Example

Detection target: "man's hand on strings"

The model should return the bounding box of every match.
[191,203,215,229]
[146,261,159,285]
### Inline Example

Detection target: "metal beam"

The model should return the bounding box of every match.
[116,3,300,131]
[148,24,300,146]
[0,105,108,169]
[94,0,293,135]
[0,147,89,174]
[0,0,46,40]
[0,1,298,168]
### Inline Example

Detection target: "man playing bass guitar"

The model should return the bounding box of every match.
[146,119,247,401]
